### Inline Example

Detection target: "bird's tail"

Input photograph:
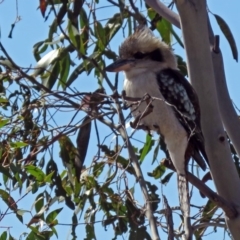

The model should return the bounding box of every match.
[178,174,192,240]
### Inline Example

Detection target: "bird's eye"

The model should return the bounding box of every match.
[133,52,145,59]
[149,49,164,62]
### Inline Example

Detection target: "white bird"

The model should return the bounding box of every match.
[105,26,209,239]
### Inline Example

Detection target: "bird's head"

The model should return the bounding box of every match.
[105,26,177,76]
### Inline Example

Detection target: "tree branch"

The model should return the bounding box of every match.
[145,0,180,28]
[111,92,161,240]
[174,0,240,238]
[192,222,226,232]
[207,18,240,158]
[162,159,237,219]
[163,195,174,240]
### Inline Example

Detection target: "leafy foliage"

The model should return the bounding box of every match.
[214,14,238,61]
[0,1,237,239]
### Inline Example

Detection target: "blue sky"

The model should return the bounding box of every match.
[0,0,239,239]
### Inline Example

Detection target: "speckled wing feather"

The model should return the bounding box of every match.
[156,68,208,169]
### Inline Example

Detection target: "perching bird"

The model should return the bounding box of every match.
[105,26,209,239]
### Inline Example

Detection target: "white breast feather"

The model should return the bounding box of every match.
[124,70,188,175]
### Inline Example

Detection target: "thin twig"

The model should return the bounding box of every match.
[163,195,174,240]
[193,222,226,231]
[110,91,161,240]
[162,159,237,219]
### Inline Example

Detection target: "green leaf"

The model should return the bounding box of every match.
[40,231,54,239]
[68,21,80,50]
[14,172,22,188]
[75,115,92,181]
[10,141,28,148]
[0,97,8,103]
[147,7,157,20]
[105,12,127,43]
[148,8,169,42]
[25,165,46,182]
[38,43,48,55]
[68,23,77,46]
[214,14,238,61]
[176,55,188,77]
[0,189,17,211]
[147,165,166,179]
[71,213,78,239]
[42,61,60,90]
[33,41,45,61]
[103,49,117,60]
[48,19,58,42]
[128,16,132,36]
[147,185,160,211]
[85,176,98,189]
[74,178,82,199]
[159,136,170,158]
[139,134,154,163]
[152,139,160,164]
[34,193,44,213]
[194,200,218,238]
[170,27,184,48]
[115,156,134,175]
[44,171,55,183]
[59,135,76,166]
[27,226,46,240]
[92,162,104,178]
[85,223,96,240]
[79,8,89,54]
[17,209,29,216]
[46,207,63,225]
[129,226,152,240]
[31,182,39,194]
[66,52,100,87]
[94,21,106,51]
[58,52,70,89]
[156,18,171,44]
[0,164,12,180]
[79,8,88,29]
[0,118,9,128]
[105,165,118,185]
[9,163,21,176]
[161,172,174,185]
[0,231,7,240]
[203,199,217,218]
[79,29,86,55]
[38,156,45,168]
[8,233,14,240]
[78,192,90,217]
[51,227,58,238]
[16,212,23,223]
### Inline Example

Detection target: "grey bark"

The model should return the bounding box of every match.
[174,0,240,239]
[207,20,240,158]
[145,0,180,28]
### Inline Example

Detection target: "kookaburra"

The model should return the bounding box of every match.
[105,26,208,237]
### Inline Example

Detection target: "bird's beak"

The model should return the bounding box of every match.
[105,59,135,72]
